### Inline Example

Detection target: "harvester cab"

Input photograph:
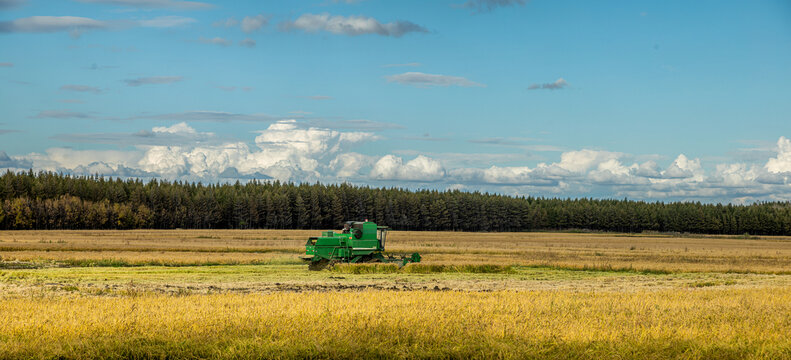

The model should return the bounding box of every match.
[303,221,420,271]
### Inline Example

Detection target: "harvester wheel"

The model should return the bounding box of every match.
[308,259,330,271]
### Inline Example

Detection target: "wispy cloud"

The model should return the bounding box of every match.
[386,72,485,87]
[456,0,527,13]
[33,110,95,119]
[382,62,421,68]
[51,122,223,147]
[0,62,13,67]
[0,15,195,37]
[239,38,256,47]
[528,78,568,90]
[0,16,108,36]
[198,36,231,47]
[60,84,103,94]
[130,111,278,123]
[305,119,404,131]
[280,13,428,37]
[74,0,213,10]
[58,99,86,104]
[124,76,182,87]
[0,0,26,9]
[213,14,269,33]
[138,16,195,28]
[306,95,333,100]
[0,129,21,135]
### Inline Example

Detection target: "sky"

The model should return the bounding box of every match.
[1,0,790,204]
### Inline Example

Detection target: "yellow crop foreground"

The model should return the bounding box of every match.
[2,288,791,359]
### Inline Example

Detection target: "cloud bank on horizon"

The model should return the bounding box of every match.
[2,120,790,204]
[1,0,789,204]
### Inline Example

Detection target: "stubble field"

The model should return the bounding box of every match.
[1,230,791,359]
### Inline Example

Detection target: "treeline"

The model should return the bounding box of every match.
[0,171,790,235]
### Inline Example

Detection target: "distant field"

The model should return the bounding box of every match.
[1,230,791,359]
[2,229,791,272]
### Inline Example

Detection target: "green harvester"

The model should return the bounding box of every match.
[303,221,421,270]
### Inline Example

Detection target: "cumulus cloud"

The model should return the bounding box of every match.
[5,125,791,202]
[198,36,231,47]
[124,76,182,87]
[241,14,268,33]
[766,136,791,174]
[330,152,375,178]
[386,72,484,87]
[74,0,213,10]
[528,78,568,90]
[556,149,621,173]
[280,13,428,37]
[0,151,31,168]
[60,84,102,93]
[448,166,558,186]
[370,155,445,181]
[456,0,526,13]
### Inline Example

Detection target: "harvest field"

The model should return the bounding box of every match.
[2,230,791,359]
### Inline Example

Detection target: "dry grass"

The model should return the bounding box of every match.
[2,230,791,358]
[2,229,791,273]
[1,288,790,359]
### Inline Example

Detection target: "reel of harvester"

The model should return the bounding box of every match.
[302,221,421,271]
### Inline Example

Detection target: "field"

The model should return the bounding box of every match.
[2,230,791,359]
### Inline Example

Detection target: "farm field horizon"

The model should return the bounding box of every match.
[2,229,791,359]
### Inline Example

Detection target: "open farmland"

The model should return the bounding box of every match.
[2,230,791,359]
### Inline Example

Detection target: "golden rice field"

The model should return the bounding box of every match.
[2,229,791,272]
[2,229,791,359]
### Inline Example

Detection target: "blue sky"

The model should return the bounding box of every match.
[1,0,790,203]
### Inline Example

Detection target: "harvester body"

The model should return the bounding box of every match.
[304,221,420,270]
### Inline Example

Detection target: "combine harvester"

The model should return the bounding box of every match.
[303,220,421,271]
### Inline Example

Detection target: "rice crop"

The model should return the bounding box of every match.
[1,288,790,359]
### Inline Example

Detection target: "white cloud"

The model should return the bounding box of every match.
[766,136,791,173]
[280,13,428,37]
[330,152,375,178]
[370,155,445,181]
[239,38,256,48]
[661,154,703,179]
[449,166,557,186]
[198,36,231,47]
[556,149,621,173]
[528,78,569,90]
[386,72,484,88]
[241,14,268,33]
[151,122,198,135]
[5,127,791,202]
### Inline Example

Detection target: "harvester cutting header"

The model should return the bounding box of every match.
[303,221,421,270]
